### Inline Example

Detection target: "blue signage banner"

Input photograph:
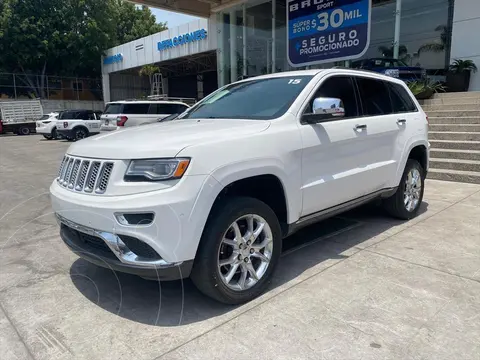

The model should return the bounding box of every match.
[158,29,207,51]
[287,0,371,67]
[103,53,123,65]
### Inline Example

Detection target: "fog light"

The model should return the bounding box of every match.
[115,212,154,226]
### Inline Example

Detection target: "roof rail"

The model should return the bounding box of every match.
[146,95,197,104]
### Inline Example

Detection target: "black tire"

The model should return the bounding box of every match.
[191,196,282,304]
[43,135,52,140]
[74,127,88,141]
[51,128,58,140]
[19,126,30,135]
[383,159,425,220]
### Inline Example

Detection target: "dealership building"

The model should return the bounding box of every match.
[102,0,480,102]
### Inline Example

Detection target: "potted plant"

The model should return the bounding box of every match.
[408,80,446,100]
[446,59,478,92]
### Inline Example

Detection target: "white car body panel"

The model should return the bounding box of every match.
[35,113,59,135]
[50,69,429,272]
[100,100,189,131]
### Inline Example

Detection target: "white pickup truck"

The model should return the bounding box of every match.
[50,69,429,304]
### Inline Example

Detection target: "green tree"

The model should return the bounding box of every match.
[418,25,448,54]
[139,64,160,92]
[112,2,167,45]
[0,0,167,98]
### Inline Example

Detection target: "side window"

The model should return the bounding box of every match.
[156,104,184,114]
[388,83,417,113]
[307,76,359,118]
[176,104,188,113]
[356,78,393,116]
[123,104,150,114]
[148,104,158,114]
[86,112,96,120]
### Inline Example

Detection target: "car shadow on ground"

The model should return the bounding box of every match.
[69,201,430,327]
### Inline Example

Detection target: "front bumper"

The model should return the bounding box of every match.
[57,214,192,280]
[50,174,221,265]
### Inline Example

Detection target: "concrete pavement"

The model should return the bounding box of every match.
[0,136,479,360]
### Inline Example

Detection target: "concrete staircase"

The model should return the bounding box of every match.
[421,91,480,184]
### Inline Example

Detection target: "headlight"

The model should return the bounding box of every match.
[125,158,190,181]
[43,121,51,124]
[384,69,400,78]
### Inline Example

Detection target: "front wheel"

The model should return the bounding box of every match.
[191,197,282,304]
[43,135,52,140]
[383,159,425,220]
[51,128,58,140]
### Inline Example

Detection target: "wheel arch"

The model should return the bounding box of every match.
[396,138,429,185]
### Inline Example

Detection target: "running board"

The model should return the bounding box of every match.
[287,187,397,236]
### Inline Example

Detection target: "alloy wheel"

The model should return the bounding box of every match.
[404,168,422,212]
[217,214,273,291]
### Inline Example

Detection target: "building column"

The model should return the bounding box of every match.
[197,74,204,99]
[216,13,226,87]
[102,72,110,103]
[230,9,238,82]
[272,0,276,73]
[393,0,402,59]
[242,4,247,77]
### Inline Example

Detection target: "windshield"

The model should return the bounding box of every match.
[39,115,50,120]
[179,76,313,120]
[104,103,123,114]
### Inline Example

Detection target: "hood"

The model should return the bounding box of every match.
[67,119,271,159]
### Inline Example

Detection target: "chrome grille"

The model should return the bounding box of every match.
[57,156,114,195]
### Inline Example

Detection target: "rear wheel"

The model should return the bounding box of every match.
[18,126,30,135]
[191,197,282,304]
[74,127,88,141]
[383,159,424,220]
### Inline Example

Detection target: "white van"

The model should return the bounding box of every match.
[100,100,189,131]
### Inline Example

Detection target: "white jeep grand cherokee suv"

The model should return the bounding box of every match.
[50,69,429,304]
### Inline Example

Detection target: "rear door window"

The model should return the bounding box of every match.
[122,103,150,114]
[388,83,418,113]
[355,77,393,116]
[104,103,123,114]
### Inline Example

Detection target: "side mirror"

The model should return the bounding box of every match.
[303,97,345,124]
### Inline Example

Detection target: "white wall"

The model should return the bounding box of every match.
[450,0,480,91]
[102,18,217,74]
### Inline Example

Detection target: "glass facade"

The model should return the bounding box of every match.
[216,0,453,86]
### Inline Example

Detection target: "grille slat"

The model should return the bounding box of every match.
[85,162,101,193]
[68,160,81,189]
[75,160,90,191]
[63,158,75,187]
[95,163,114,194]
[57,156,114,195]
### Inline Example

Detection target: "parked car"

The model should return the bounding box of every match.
[351,58,427,82]
[56,110,103,141]
[36,112,60,140]
[100,100,189,131]
[51,69,429,304]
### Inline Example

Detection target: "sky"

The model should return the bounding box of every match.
[150,8,199,27]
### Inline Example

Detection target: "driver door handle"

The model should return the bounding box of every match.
[354,124,367,131]
[397,118,407,125]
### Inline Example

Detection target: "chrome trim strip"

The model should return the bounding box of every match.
[56,214,181,269]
